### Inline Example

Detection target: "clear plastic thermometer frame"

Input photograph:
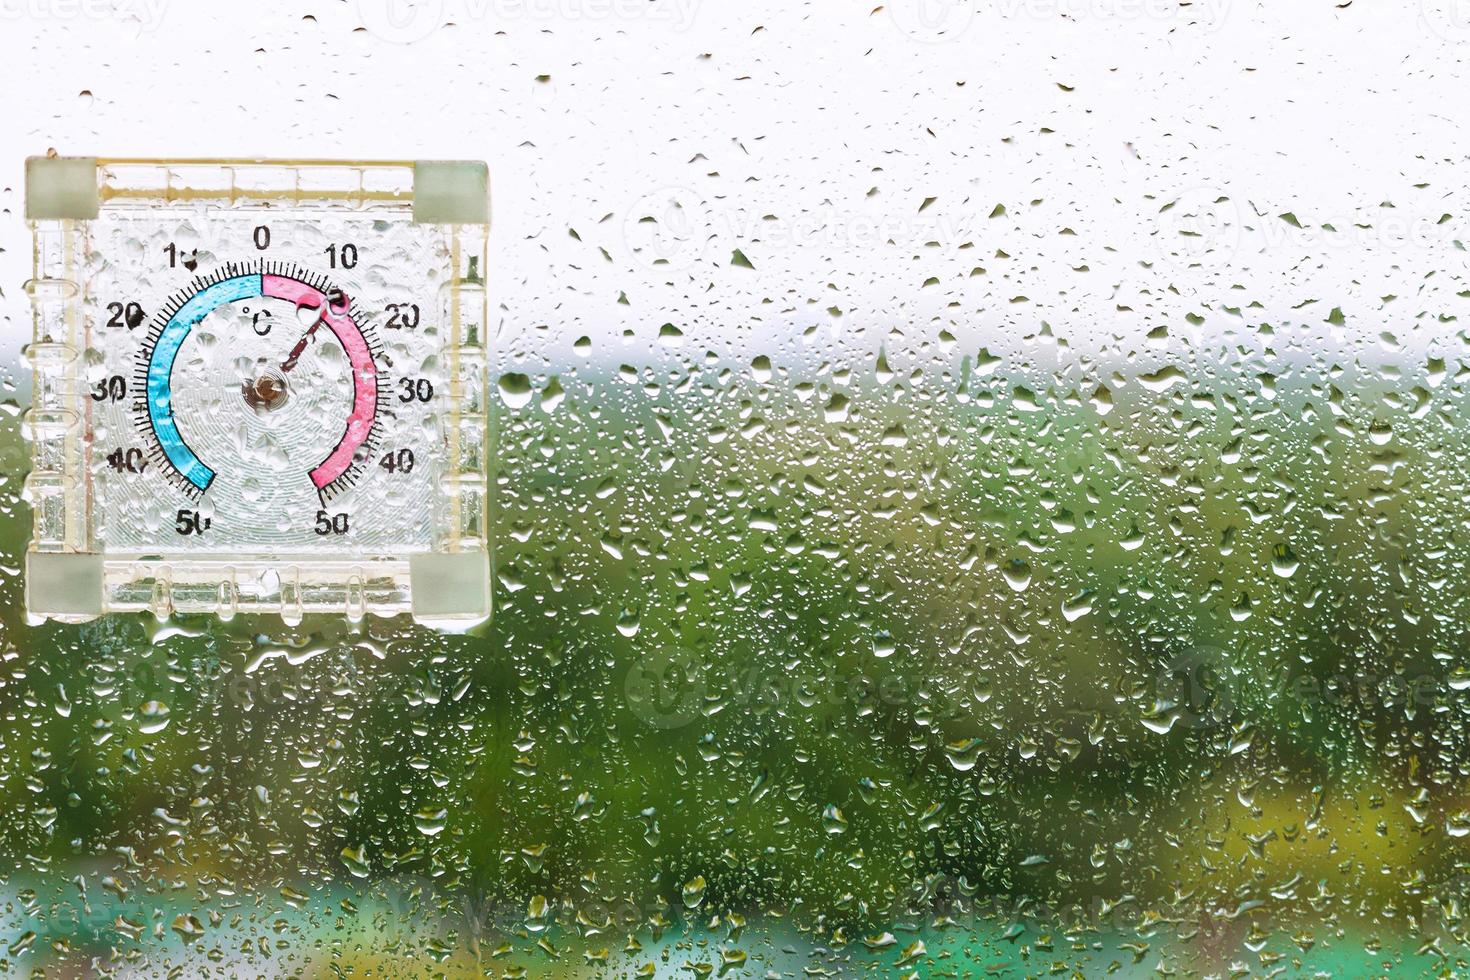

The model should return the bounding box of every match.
[23,157,492,626]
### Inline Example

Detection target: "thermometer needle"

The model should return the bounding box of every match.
[281,316,325,374]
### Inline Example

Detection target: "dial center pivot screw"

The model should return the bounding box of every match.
[242,369,290,413]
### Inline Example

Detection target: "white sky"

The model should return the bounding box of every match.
[1,0,1467,382]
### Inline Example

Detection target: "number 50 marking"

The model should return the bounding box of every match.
[314,510,349,536]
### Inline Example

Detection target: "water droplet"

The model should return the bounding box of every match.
[138,701,170,735]
[682,875,707,909]
[499,372,533,409]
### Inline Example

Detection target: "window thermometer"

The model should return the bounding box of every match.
[24,157,491,625]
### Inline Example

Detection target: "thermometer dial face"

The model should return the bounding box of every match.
[139,262,385,501]
[86,217,445,555]
[24,158,489,623]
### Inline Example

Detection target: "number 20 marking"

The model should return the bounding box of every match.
[385,303,420,330]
